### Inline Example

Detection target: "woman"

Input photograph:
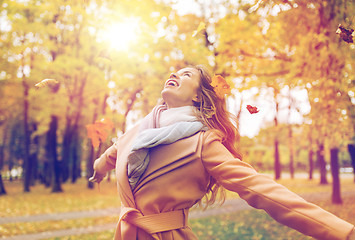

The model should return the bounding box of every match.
[90,65,355,240]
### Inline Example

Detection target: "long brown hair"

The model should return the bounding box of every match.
[192,65,242,206]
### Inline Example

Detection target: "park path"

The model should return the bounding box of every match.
[0,198,251,240]
[2,182,355,240]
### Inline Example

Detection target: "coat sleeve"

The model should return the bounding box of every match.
[93,141,118,174]
[201,131,354,240]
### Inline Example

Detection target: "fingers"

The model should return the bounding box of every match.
[89,176,99,182]
[89,171,105,183]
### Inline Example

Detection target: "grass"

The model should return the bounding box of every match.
[190,209,310,240]
[0,173,354,239]
[0,178,119,217]
[45,210,309,240]
[0,216,117,237]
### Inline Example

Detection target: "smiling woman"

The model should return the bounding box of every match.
[89,65,355,240]
[100,18,140,51]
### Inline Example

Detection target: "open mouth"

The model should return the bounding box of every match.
[165,79,179,87]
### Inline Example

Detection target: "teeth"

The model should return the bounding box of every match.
[167,80,178,87]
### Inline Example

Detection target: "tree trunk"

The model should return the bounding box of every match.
[30,123,39,186]
[71,128,80,183]
[308,149,314,180]
[87,105,99,189]
[348,144,355,183]
[0,174,6,195]
[87,143,95,189]
[122,88,142,133]
[0,126,7,195]
[69,76,86,183]
[43,161,51,188]
[274,138,281,180]
[22,71,31,192]
[274,108,281,180]
[330,148,342,204]
[70,121,80,183]
[61,115,71,183]
[317,143,328,185]
[288,125,294,179]
[47,115,62,193]
[8,124,19,182]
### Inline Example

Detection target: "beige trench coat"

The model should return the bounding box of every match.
[93,124,354,240]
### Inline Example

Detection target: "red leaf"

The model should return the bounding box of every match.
[246,105,259,114]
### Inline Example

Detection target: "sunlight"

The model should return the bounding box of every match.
[100,18,140,51]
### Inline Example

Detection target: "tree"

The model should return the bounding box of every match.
[3,1,49,191]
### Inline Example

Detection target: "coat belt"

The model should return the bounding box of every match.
[119,206,189,234]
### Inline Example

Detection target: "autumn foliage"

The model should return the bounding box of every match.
[0,0,353,198]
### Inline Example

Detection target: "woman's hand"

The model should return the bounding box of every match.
[89,171,106,183]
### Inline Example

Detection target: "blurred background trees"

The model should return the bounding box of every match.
[0,0,354,203]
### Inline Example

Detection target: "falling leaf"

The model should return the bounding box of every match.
[86,118,114,148]
[211,75,231,99]
[192,22,206,37]
[246,105,259,114]
[34,79,59,89]
[336,24,354,44]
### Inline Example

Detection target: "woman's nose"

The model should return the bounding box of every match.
[169,73,179,79]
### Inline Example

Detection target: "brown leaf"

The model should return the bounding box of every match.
[336,24,354,44]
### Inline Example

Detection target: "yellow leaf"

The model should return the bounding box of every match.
[192,22,206,37]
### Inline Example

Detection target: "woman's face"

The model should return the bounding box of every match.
[161,67,200,108]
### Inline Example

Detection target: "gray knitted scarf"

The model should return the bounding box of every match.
[127,105,204,190]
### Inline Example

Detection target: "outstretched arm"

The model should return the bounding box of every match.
[89,142,118,183]
[201,131,354,240]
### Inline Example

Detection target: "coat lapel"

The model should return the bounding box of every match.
[133,132,203,193]
[116,125,140,207]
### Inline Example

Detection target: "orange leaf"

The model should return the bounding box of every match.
[211,75,231,99]
[86,118,114,148]
[86,124,100,148]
